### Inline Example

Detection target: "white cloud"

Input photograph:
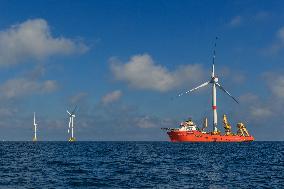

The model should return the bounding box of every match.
[42,80,58,92]
[28,65,46,79]
[135,116,174,129]
[0,18,88,65]
[270,78,284,99]
[236,72,284,122]
[229,16,242,27]
[264,72,284,99]
[239,93,259,103]
[69,92,88,104]
[237,93,272,120]
[110,54,205,92]
[218,67,246,84]
[263,26,284,55]
[253,11,270,21]
[101,90,122,105]
[277,27,284,43]
[0,78,58,99]
[135,116,157,128]
[228,12,270,29]
[249,106,273,119]
[0,107,18,117]
[237,88,281,121]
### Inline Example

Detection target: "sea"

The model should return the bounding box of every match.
[0,142,283,188]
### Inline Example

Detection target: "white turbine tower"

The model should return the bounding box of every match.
[33,112,37,142]
[67,106,77,142]
[178,38,238,133]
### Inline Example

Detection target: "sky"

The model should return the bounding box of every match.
[0,0,283,141]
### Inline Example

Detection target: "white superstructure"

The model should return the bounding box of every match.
[179,119,198,131]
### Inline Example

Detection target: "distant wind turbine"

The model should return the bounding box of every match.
[67,106,77,142]
[33,112,38,142]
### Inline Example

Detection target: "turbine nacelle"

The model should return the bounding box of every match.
[178,76,238,103]
[211,77,218,83]
[67,110,76,117]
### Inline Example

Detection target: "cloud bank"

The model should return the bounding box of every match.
[101,90,122,105]
[229,16,242,27]
[228,12,270,28]
[263,26,284,54]
[265,72,284,99]
[237,72,284,123]
[0,18,88,65]
[0,78,58,99]
[110,54,205,92]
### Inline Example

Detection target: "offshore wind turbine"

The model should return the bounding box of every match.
[162,38,254,142]
[67,106,77,142]
[33,112,37,142]
[178,38,238,133]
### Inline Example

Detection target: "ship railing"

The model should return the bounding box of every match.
[161,128,179,131]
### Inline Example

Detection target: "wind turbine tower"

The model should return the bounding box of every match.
[33,112,37,142]
[162,38,254,142]
[67,106,77,142]
[178,38,239,134]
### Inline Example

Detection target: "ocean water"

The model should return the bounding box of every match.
[0,142,283,188]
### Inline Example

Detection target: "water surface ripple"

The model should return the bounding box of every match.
[0,142,283,188]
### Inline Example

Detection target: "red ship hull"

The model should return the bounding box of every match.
[167,130,254,142]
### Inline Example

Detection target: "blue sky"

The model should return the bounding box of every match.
[0,0,283,141]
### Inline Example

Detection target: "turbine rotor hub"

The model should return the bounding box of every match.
[213,77,218,83]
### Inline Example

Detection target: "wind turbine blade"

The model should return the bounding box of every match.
[178,81,210,97]
[212,63,215,77]
[212,37,218,77]
[34,112,36,125]
[216,83,239,104]
[67,110,71,116]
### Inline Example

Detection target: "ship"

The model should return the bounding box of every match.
[162,40,254,142]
